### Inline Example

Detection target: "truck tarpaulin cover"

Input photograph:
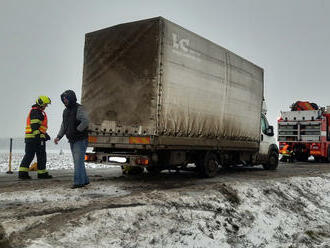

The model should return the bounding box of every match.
[82,17,264,143]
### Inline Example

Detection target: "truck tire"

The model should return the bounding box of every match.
[263,151,278,170]
[199,152,219,178]
[147,151,169,175]
[146,165,162,175]
[327,147,330,163]
[295,152,309,162]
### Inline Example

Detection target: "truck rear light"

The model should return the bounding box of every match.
[135,157,149,165]
[85,153,97,162]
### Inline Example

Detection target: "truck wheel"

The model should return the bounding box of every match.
[146,166,161,175]
[295,152,309,162]
[263,151,278,170]
[302,152,309,161]
[200,152,219,178]
[327,147,330,163]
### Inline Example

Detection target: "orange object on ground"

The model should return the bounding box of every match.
[29,162,38,171]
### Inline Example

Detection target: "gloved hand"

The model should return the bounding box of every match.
[45,133,51,141]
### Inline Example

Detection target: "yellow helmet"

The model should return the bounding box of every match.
[36,96,51,107]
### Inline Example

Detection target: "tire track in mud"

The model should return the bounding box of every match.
[4,182,240,248]
[6,196,147,248]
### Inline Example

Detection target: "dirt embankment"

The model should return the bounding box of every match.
[1,162,330,247]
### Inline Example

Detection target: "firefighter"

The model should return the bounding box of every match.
[18,96,53,179]
[280,144,294,163]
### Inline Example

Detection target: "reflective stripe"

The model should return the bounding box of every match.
[19,167,29,172]
[30,119,42,124]
[25,130,41,138]
[40,134,46,138]
[25,134,35,138]
[32,130,40,135]
[37,169,48,174]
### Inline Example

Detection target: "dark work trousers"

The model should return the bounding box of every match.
[20,140,47,171]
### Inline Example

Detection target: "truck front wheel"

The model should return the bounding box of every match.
[263,151,278,170]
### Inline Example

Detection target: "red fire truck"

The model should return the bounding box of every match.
[278,101,330,162]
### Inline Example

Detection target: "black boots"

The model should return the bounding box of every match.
[18,171,31,180]
[19,171,53,180]
[37,172,53,179]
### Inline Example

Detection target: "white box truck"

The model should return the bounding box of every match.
[82,17,278,177]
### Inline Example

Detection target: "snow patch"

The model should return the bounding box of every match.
[23,175,330,248]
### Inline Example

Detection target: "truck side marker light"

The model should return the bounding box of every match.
[129,137,151,144]
[88,136,97,143]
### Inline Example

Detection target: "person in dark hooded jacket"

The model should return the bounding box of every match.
[54,90,89,188]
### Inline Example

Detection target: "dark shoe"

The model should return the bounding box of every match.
[38,173,53,179]
[18,171,31,180]
[71,184,85,189]
[18,175,32,180]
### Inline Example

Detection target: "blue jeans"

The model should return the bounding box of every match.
[70,139,89,185]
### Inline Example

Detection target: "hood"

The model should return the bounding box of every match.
[61,90,77,108]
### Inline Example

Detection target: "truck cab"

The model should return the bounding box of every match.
[258,113,279,169]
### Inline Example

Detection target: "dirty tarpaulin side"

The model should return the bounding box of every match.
[158,19,264,142]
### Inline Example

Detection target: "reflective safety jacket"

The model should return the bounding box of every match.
[25,105,48,139]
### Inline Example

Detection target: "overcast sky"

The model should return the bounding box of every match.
[0,0,329,140]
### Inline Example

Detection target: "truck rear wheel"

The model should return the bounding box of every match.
[314,156,321,163]
[263,151,278,170]
[199,152,219,178]
[327,147,330,163]
[146,165,162,175]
